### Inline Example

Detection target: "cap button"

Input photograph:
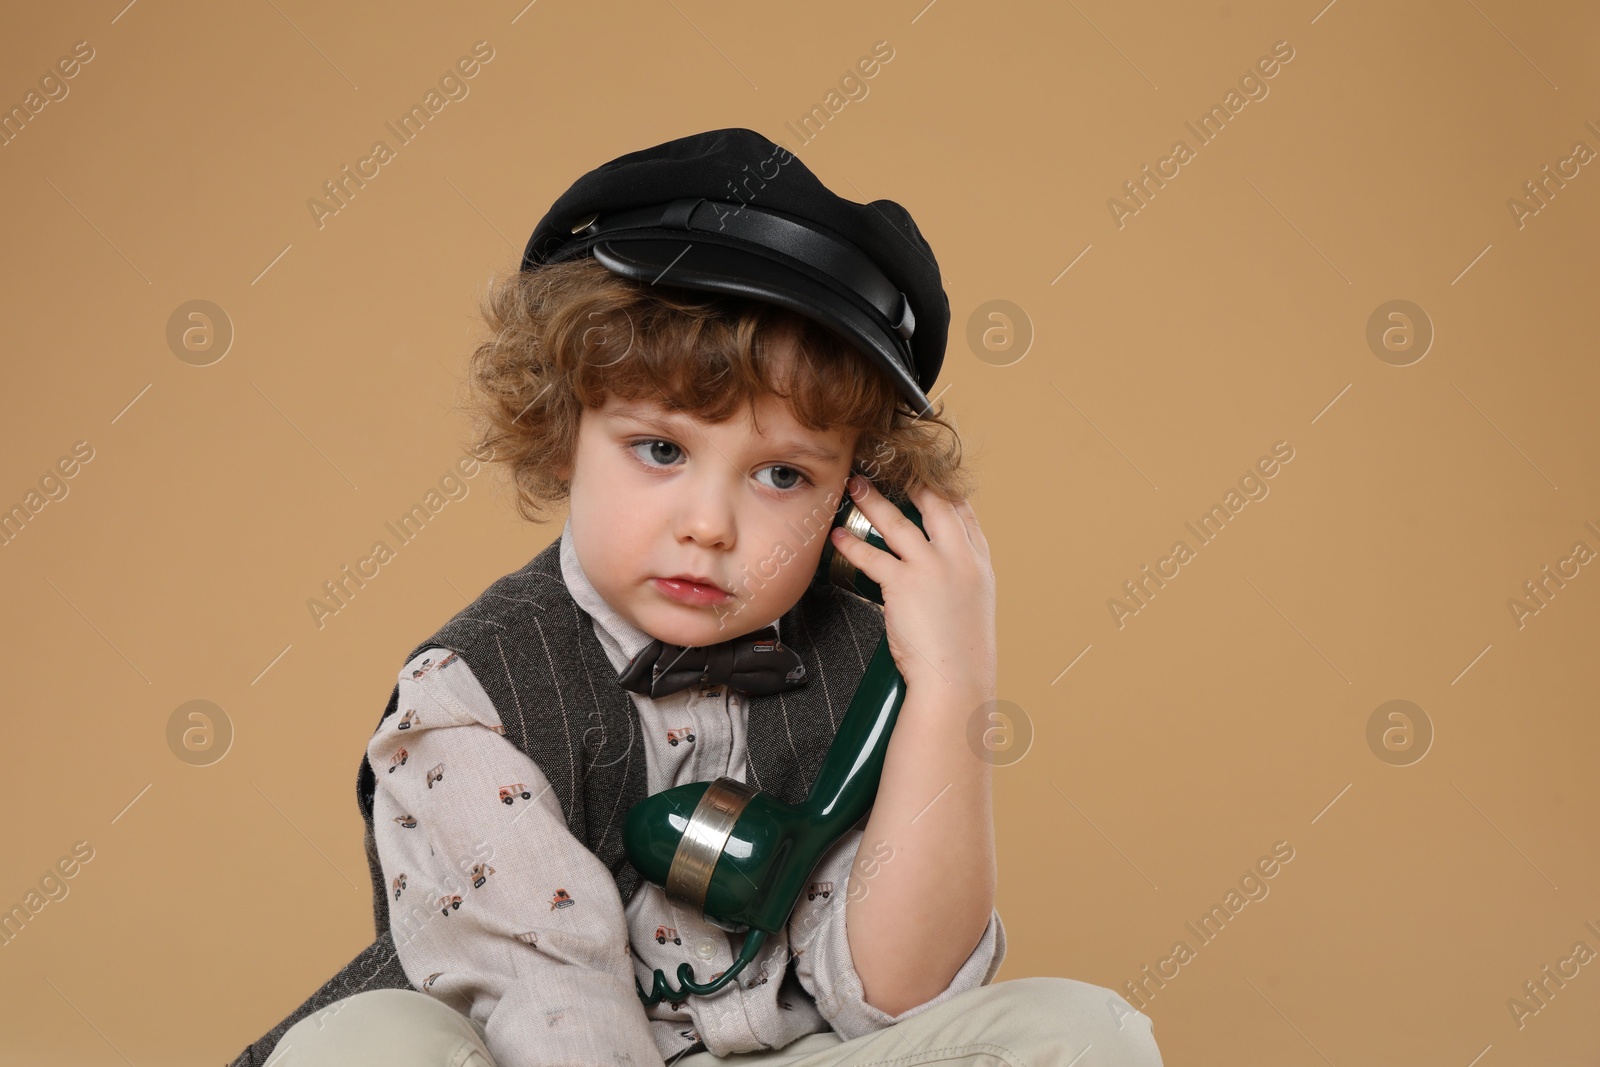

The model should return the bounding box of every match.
[569,212,600,234]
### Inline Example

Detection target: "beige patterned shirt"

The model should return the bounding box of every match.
[367,519,1005,1066]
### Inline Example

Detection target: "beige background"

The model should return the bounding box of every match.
[2,1,1597,1063]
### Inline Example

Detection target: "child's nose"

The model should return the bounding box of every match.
[674,480,738,547]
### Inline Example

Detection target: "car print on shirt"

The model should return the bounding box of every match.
[426,763,445,789]
[438,893,462,916]
[549,888,574,910]
[397,709,420,730]
[422,972,443,992]
[410,652,459,681]
[806,880,833,901]
[666,727,696,746]
[392,873,407,901]
[499,783,532,805]
[393,813,417,829]
[469,863,496,889]
[743,963,770,989]
[389,748,409,772]
[654,925,682,945]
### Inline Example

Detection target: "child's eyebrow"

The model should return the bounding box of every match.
[609,409,842,464]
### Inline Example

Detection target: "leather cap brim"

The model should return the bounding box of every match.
[590,236,934,420]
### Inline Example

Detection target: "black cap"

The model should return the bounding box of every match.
[521,127,947,419]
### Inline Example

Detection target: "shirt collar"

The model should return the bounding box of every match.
[558,516,781,675]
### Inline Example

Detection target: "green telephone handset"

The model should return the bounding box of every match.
[623,487,925,1006]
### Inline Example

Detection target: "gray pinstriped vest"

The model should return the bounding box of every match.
[230,535,884,1067]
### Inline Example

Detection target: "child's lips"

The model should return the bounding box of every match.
[653,576,733,606]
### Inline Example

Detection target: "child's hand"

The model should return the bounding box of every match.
[828,474,996,707]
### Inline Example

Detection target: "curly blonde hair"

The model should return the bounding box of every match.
[457,256,974,525]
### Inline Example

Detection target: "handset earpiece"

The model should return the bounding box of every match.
[817,482,925,604]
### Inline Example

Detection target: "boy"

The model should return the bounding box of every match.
[235,128,1162,1067]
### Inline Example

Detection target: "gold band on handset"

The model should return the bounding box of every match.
[663,776,760,913]
[827,502,877,591]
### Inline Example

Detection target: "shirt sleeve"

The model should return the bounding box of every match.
[369,647,665,1067]
[787,824,1006,1041]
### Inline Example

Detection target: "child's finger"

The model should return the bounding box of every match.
[954,498,990,554]
[846,475,929,561]
[907,482,966,549]
[829,519,889,584]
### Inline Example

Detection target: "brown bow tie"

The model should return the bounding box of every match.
[615,625,808,699]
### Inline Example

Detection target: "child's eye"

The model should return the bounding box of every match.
[755,464,809,493]
[629,440,810,494]
[630,439,684,468]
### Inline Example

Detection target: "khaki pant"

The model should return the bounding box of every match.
[266,977,1163,1067]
